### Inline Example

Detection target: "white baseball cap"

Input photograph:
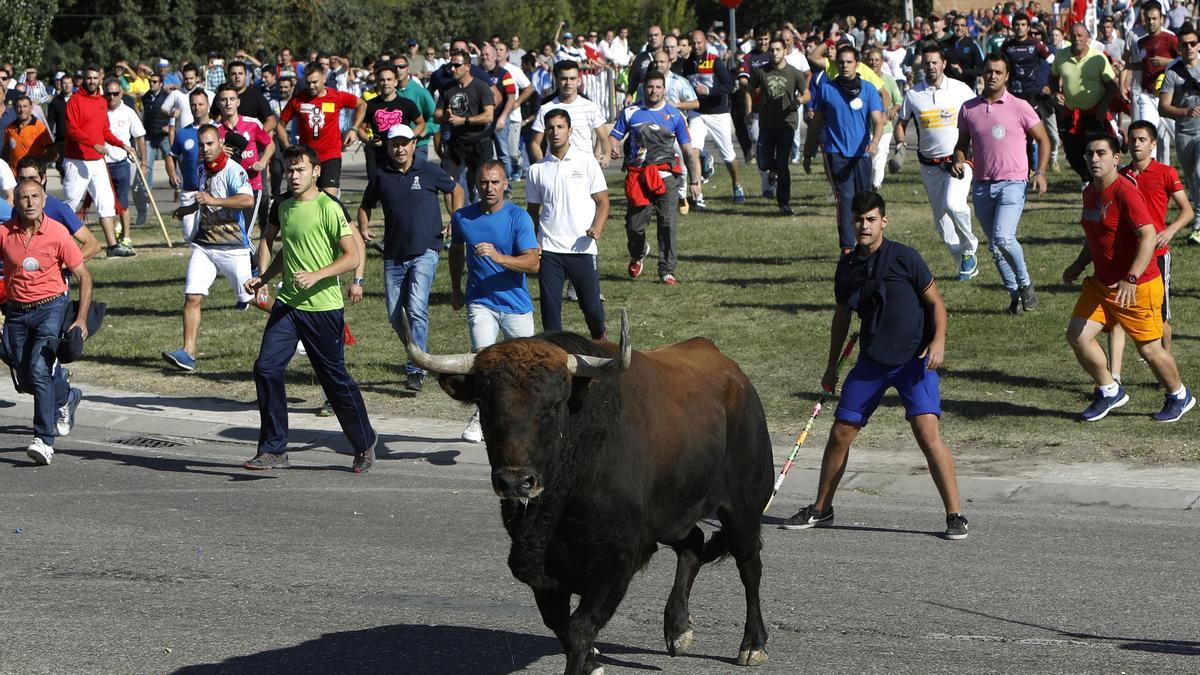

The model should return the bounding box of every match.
[388,125,416,141]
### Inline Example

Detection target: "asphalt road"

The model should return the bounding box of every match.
[2,421,1199,674]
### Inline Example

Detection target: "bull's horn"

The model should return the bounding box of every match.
[399,309,476,375]
[567,309,632,377]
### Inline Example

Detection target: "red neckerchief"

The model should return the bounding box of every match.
[204,150,229,174]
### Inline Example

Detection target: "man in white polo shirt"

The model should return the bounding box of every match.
[894,41,980,281]
[526,108,610,339]
[529,59,610,168]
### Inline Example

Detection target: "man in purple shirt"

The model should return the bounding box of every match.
[951,53,1051,316]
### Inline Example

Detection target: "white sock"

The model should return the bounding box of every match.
[1099,381,1120,397]
[1169,386,1187,400]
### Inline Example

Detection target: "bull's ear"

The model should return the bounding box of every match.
[438,374,477,402]
[567,376,590,414]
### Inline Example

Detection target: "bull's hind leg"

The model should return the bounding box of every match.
[663,526,705,656]
[718,507,768,666]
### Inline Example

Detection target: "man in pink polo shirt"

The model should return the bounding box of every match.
[952,53,1051,316]
[215,83,274,237]
[0,179,94,465]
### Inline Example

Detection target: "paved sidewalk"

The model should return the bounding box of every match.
[2,378,1199,512]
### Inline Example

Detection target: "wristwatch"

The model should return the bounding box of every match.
[352,277,365,286]
[1125,274,1137,284]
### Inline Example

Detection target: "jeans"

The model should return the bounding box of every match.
[538,251,605,338]
[1,295,70,445]
[383,250,440,375]
[825,152,874,250]
[756,126,794,207]
[466,303,535,351]
[135,136,172,225]
[626,173,680,277]
[253,302,375,456]
[972,180,1032,293]
[1061,114,1112,183]
[1176,133,1200,231]
[494,122,520,178]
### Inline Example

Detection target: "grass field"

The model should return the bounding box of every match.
[64,157,1199,464]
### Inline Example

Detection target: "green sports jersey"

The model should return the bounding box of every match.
[276,192,352,312]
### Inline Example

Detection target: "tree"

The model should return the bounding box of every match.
[0,0,58,69]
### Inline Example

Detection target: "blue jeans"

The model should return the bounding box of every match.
[494,123,520,180]
[825,152,874,250]
[253,302,375,455]
[383,250,440,375]
[134,136,172,224]
[972,180,1032,293]
[466,304,535,351]
[1,295,70,444]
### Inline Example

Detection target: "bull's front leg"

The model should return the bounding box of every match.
[534,589,572,654]
[563,572,634,675]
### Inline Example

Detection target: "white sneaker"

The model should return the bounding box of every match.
[461,410,483,443]
[295,340,307,357]
[56,388,81,437]
[26,438,53,465]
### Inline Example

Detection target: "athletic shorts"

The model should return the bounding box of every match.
[1072,275,1164,342]
[1159,252,1172,322]
[185,244,254,303]
[317,158,342,190]
[62,158,117,218]
[106,160,132,209]
[688,113,736,163]
[834,354,942,426]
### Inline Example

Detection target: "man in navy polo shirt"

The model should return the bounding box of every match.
[449,159,540,442]
[802,45,885,255]
[781,191,969,540]
[357,124,464,392]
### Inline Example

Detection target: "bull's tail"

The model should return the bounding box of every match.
[700,530,733,565]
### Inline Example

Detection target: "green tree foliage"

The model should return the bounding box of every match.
[697,0,934,35]
[0,0,58,68]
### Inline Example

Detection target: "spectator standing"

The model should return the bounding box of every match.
[4,96,54,171]
[103,78,146,249]
[448,160,540,442]
[277,62,359,195]
[0,178,92,465]
[750,38,809,216]
[160,64,213,131]
[1001,15,1054,165]
[1053,23,1119,183]
[1159,22,1200,244]
[204,52,226,90]
[952,54,1049,315]
[356,125,464,392]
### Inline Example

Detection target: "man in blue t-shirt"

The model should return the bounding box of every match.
[780,191,968,541]
[609,71,702,286]
[449,159,540,443]
[165,89,211,243]
[802,45,884,254]
[357,124,464,392]
[14,158,102,263]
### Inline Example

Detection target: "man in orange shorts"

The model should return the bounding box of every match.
[1063,133,1194,422]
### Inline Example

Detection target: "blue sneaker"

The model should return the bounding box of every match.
[1154,388,1196,422]
[1081,385,1129,422]
[162,348,197,372]
[733,185,746,204]
[958,254,979,281]
[701,153,715,181]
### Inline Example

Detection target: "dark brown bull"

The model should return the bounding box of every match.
[403,310,774,674]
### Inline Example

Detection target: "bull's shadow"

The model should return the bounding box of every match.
[170,623,680,673]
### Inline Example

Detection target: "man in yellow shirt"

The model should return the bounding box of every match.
[1053,22,1119,182]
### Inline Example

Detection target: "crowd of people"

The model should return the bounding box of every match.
[0,1,1197,535]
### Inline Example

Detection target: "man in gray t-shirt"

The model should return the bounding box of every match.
[1159,26,1200,240]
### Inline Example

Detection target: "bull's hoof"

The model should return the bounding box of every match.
[667,628,694,656]
[737,649,768,666]
[585,667,604,675]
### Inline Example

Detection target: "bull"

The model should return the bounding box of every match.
[402,309,774,674]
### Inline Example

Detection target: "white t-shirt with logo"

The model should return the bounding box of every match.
[503,63,531,124]
[531,95,607,155]
[106,104,147,162]
[899,76,976,158]
[524,147,608,255]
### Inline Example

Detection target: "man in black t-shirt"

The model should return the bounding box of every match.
[780,191,969,541]
[227,61,276,134]
[435,49,495,201]
[351,63,424,179]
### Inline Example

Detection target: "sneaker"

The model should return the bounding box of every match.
[958,254,979,281]
[693,196,708,211]
[779,205,794,216]
[106,244,135,258]
[26,438,53,466]
[701,153,715,181]
[462,409,483,443]
[661,274,679,286]
[243,452,290,470]
[763,187,776,200]
[1081,385,1129,422]
[234,301,251,310]
[352,435,377,473]
[628,242,649,279]
[944,513,969,540]
[1189,230,1200,246]
[1018,283,1038,311]
[1154,388,1196,423]
[56,387,82,437]
[779,504,833,530]
[1005,295,1023,316]
[120,237,134,249]
[315,400,334,417]
[162,348,196,372]
[404,372,424,392]
[732,185,746,204]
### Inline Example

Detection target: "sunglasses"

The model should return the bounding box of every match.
[106,91,123,97]
[396,63,409,68]
[450,62,467,68]
[150,78,161,83]
[1184,40,1200,48]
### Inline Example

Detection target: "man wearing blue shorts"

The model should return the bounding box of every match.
[781,191,969,540]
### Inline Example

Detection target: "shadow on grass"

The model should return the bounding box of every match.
[97,275,186,289]
[924,600,1200,656]
[171,622,731,674]
[712,275,833,287]
[105,305,188,318]
[679,253,829,266]
[941,397,1080,420]
[720,300,837,314]
[940,368,1081,393]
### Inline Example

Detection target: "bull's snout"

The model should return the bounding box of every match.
[493,467,543,499]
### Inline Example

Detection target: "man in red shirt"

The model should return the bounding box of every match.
[276,62,358,195]
[1124,1,1179,164]
[1063,133,1193,423]
[63,65,137,257]
[0,179,94,465]
[1108,119,1194,381]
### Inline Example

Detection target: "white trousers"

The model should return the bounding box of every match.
[920,162,978,265]
[1133,91,1176,165]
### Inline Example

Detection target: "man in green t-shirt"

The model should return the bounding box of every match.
[750,37,809,216]
[243,144,378,473]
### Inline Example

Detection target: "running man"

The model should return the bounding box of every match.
[1063,133,1194,423]
[1158,21,1200,244]
[276,61,359,195]
[781,191,968,540]
[214,83,274,238]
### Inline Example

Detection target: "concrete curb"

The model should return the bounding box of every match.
[3,379,1199,511]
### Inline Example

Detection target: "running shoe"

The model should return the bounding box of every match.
[352,435,377,473]
[701,153,715,181]
[405,372,424,392]
[944,513,969,540]
[56,387,82,437]
[1018,283,1038,311]
[106,244,135,258]
[958,254,979,281]
[1081,385,1129,422]
[693,196,709,211]
[628,242,649,279]
[243,452,290,470]
[162,348,196,372]
[315,400,334,417]
[779,504,833,530]
[732,185,746,204]
[779,205,794,216]
[661,274,679,286]
[1154,388,1196,423]
[1005,294,1023,315]
[1189,230,1200,246]
[462,409,483,443]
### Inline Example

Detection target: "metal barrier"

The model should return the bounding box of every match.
[580,67,621,122]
